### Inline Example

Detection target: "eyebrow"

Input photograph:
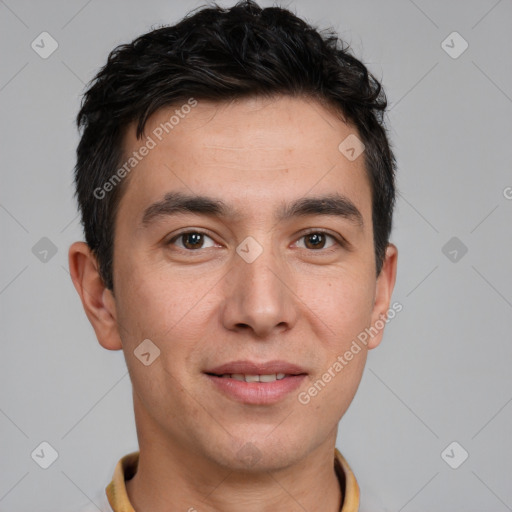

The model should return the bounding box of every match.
[141,191,364,228]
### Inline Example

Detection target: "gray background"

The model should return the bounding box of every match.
[1,0,511,510]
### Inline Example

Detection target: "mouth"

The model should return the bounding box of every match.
[204,360,307,405]
[207,372,290,382]
[205,359,307,376]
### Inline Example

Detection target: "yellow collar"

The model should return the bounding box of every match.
[106,448,359,511]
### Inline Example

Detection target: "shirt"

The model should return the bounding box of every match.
[81,448,359,511]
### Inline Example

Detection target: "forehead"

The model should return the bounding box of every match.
[116,95,372,227]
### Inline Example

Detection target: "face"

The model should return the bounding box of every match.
[72,95,397,472]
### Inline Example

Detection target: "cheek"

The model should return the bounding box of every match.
[114,259,217,402]
[300,341,368,422]
[295,272,373,412]
[297,269,375,343]
[114,255,211,344]
[128,360,199,432]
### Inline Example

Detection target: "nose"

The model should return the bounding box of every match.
[220,239,299,339]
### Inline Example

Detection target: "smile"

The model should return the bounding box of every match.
[215,373,288,382]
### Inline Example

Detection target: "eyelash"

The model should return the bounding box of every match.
[166,229,346,253]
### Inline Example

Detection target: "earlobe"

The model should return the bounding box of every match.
[367,243,398,350]
[68,241,123,351]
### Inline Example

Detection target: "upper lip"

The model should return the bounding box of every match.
[205,360,307,376]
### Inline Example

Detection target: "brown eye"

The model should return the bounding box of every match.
[297,232,338,250]
[305,233,326,249]
[168,231,216,250]
[182,232,204,249]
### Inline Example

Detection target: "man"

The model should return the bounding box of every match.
[69,1,398,510]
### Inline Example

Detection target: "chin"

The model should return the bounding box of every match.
[206,430,311,473]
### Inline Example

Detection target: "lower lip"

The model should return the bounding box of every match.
[205,374,307,405]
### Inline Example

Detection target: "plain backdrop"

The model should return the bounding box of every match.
[1,0,511,510]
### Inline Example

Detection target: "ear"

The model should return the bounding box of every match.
[68,241,123,351]
[367,243,398,350]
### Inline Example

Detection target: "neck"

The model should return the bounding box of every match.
[126,415,342,512]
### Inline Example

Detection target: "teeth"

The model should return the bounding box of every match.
[219,373,289,382]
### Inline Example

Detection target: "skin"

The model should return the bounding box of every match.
[69,95,397,512]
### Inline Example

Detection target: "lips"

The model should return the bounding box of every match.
[204,361,308,405]
[205,360,307,377]
[204,360,308,405]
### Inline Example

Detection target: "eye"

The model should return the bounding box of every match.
[294,231,340,250]
[167,231,217,250]
[166,229,344,253]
